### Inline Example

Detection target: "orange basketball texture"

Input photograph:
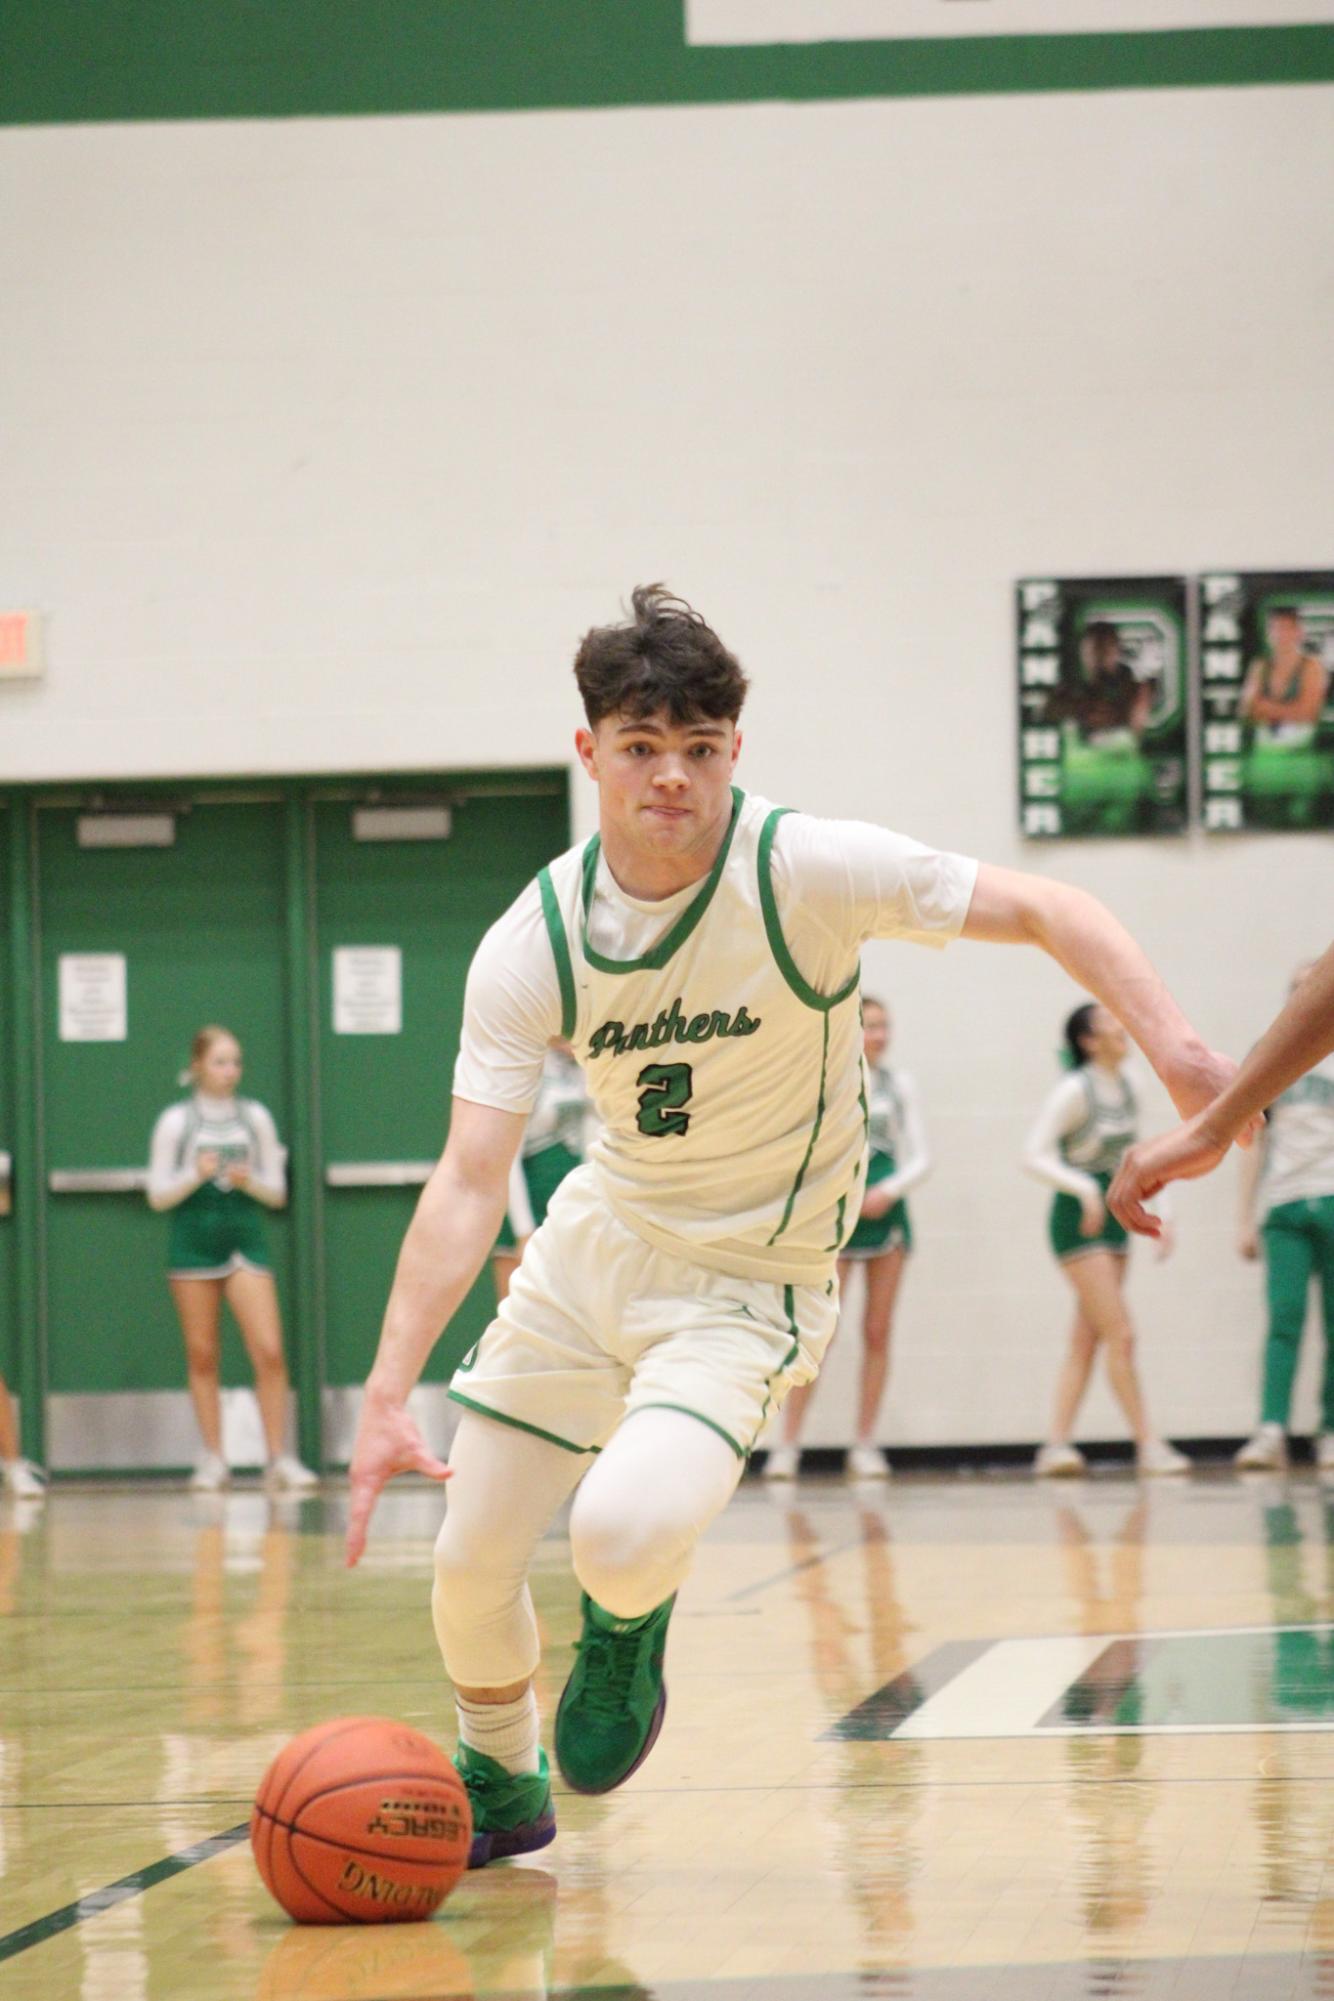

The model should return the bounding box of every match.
[251,1716,472,1924]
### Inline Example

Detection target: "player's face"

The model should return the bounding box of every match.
[1269,613,1302,654]
[577,711,742,862]
[1087,1008,1128,1065]
[197,1036,242,1094]
[1081,632,1120,678]
[862,1005,889,1063]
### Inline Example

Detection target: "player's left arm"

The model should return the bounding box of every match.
[961,865,1237,1123]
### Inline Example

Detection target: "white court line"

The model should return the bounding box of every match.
[895,1635,1108,1740]
[686,1,1334,47]
[893,1626,1334,1740]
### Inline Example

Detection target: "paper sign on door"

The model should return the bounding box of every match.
[333,946,402,1035]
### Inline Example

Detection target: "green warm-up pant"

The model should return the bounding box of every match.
[1261,1196,1334,1430]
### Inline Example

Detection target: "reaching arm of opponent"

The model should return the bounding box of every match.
[345,1098,526,1566]
[961,865,1238,1119]
[1109,939,1334,1234]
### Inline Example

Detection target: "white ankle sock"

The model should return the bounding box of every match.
[456,1689,541,1775]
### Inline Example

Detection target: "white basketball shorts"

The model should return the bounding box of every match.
[449,1165,839,1459]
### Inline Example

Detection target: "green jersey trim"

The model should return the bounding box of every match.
[577,788,745,976]
[447,1388,596,1456]
[538,866,577,1040]
[632,1402,746,1461]
[757,807,860,1012]
[768,1012,831,1245]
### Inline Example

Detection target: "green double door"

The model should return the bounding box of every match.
[17,777,566,1474]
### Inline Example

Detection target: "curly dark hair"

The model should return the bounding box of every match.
[573,584,749,728]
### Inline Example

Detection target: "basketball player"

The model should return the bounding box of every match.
[1110,940,1334,1230]
[1238,607,1329,732]
[1231,963,1334,1472]
[345,586,1237,1868]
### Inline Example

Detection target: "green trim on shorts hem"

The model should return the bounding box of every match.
[631,1402,746,1461]
[447,1389,597,1455]
[1056,1243,1129,1266]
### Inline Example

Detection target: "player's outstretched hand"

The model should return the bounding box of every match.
[345,1391,451,1569]
[1108,1110,1231,1237]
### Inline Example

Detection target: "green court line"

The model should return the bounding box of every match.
[0,1823,250,1964]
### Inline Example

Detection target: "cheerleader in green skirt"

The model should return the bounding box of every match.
[148,1025,316,1493]
[1025,1003,1186,1479]
[765,996,928,1481]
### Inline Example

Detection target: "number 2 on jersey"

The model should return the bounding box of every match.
[635,1062,693,1138]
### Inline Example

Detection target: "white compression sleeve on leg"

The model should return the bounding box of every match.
[432,1411,587,1691]
[569,1406,744,1621]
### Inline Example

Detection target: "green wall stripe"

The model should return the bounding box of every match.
[3,6,1331,127]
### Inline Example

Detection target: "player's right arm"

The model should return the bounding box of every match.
[345,1098,526,1567]
[345,885,558,1566]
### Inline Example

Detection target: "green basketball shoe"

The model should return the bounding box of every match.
[554,1592,674,1795]
[455,1743,556,1869]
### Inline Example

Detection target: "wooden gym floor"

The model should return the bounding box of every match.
[5,1467,1334,1998]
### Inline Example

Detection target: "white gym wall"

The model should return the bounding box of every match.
[3,79,1331,1444]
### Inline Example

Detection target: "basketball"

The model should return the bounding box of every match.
[250,1716,472,1925]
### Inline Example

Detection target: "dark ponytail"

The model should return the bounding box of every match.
[1062,1002,1098,1070]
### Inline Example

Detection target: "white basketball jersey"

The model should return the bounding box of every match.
[538,789,868,1284]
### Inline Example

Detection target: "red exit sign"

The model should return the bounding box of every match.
[0,612,44,679]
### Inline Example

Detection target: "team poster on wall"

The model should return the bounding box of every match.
[1199,569,1334,834]
[1017,576,1189,839]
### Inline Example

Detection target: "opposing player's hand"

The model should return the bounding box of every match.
[196,1149,221,1181]
[1237,1225,1260,1262]
[345,1391,451,1569]
[222,1162,251,1189]
[1108,1110,1231,1236]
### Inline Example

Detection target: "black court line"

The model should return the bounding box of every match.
[822,1639,991,1740]
[0,1823,249,1964]
[724,1533,868,1602]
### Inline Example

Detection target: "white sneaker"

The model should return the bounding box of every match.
[1316,1434,1334,1472]
[846,1442,890,1480]
[1034,1442,1087,1479]
[190,1451,230,1492]
[762,1444,800,1481]
[2,1458,47,1499]
[1137,1438,1190,1477]
[265,1453,319,1491]
[1235,1424,1287,1472]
